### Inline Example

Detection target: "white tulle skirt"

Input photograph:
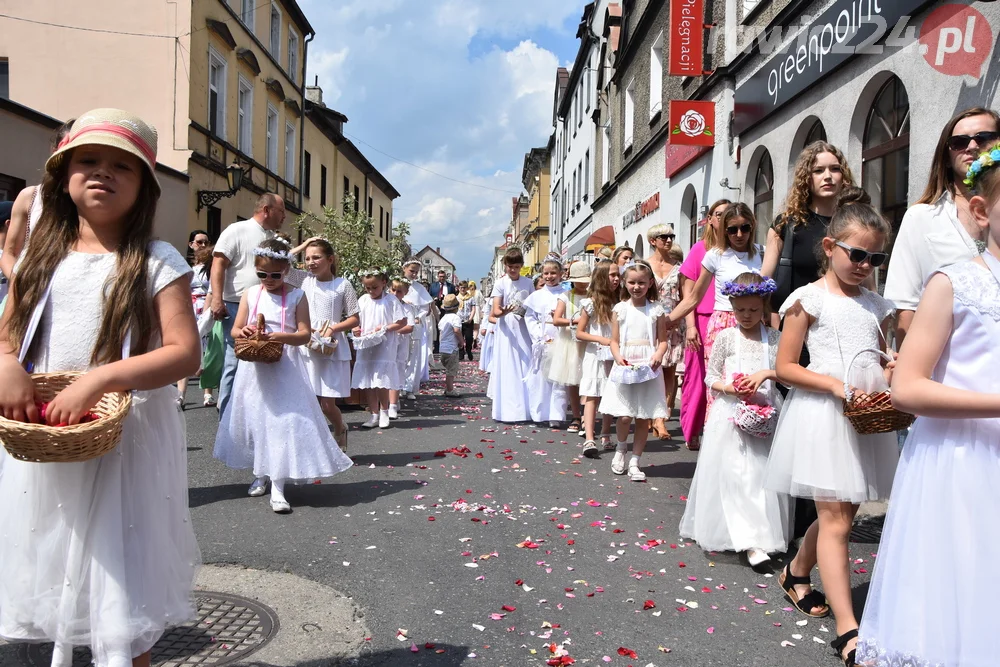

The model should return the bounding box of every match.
[679,394,791,553]
[857,416,1000,667]
[0,387,201,665]
[579,350,611,398]
[299,349,351,397]
[479,331,494,373]
[598,376,668,420]
[214,348,353,481]
[545,329,584,386]
[764,363,898,503]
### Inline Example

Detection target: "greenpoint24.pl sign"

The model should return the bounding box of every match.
[733,0,934,134]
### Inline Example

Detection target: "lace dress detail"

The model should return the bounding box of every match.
[764,281,899,503]
[578,298,612,397]
[298,276,359,397]
[655,264,684,366]
[858,260,1000,667]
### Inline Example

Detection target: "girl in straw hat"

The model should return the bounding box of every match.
[0,109,202,667]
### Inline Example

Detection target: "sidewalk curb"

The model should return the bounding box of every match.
[196,564,368,666]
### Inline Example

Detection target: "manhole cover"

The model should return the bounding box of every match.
[850,515,885,544]
[19,591,278,667]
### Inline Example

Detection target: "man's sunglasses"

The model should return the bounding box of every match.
[726,223,752,235]
[947,131,1000,151]
[656,234,676,241]
[834,241,887,267]
[256,271,284,280]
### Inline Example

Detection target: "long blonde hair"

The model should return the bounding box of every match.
[7,152,159,364]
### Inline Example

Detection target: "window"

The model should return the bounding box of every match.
[624,80,635,150]
[353,185,360,212]
[379,206,385,238]
[685,188,699,248]
[0,59,8,100]
[585,63,591,111]
[265,104,278,172]
[343,176,350,211]
[303,151,311,197]
[320,164,327,206]
[287,31,299,81]
[207,206,222,242]
[368,196,373,217]
[650,33,663,118]
[583,150,590,202]
[753,150,774,246]
[863,75,910,285]
[284,122,295,183]
[269,3,281,59]
[571,168,577,212]
[805,119,827,145]
[208,47,227,138]
[602,124,611,184]
[386,211,391,239]
[237,75,253,155]
[577,89,582,128]
[240,0,254,32]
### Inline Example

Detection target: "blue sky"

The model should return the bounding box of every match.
[299,0,585,282]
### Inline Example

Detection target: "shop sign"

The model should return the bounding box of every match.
[668,100,716,146]
[622,193,661,229]
[669,0,705,76]
[733,0,935,135]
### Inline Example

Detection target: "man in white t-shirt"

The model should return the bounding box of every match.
[209,192,286,417]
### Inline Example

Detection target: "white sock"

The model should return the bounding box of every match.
[629,454,641,469]
[271,478,286,502]
[389,403,399,410]
[616,440,628,452]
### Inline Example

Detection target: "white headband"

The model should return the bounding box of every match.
[253,247,292,261]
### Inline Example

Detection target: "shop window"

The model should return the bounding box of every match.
[863,77,910,289]
[753,150,774,246]
[685,187,699,248]
[805,119,827,145]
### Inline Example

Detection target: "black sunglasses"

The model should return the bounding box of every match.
[834,241,888,267]
[256,271,284,280]
[947,131,1000,151]
[656,234,676,241]
[726,223,752,235]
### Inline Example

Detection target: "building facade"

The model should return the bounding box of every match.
[521,146,552,269]
[412,245,457,285]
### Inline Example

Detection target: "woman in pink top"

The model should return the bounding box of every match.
[678,199,730,451]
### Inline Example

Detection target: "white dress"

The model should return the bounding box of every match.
[396,302,416,390]
[598,300,669,420]
[403,282,433,392]
[298,275,359,398]
[523,285,568,422]
[858,261,1000,667]
[578,298,613,398]
[764,282,899,503]
[214,285,353,481]
[0,242,201,665]
[547,290,586,386]
[351,293,405,389]
[487,275,536,422]
[478,301,495,373]
[679,326,791,553]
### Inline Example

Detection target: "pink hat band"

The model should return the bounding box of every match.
[58,122,157,168]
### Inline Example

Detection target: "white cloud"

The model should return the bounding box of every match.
[299,0,580,281]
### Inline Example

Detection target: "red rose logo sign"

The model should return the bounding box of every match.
[669,100,715,147]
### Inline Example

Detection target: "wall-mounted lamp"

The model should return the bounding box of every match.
[197,161,246,211]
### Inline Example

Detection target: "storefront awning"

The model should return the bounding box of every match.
[584,226,616,252]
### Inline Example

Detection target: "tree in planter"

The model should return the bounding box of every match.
[294,194,412,291]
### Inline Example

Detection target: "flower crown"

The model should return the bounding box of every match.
[253,247,292,261]
[721,277,777,298]
[392,276,412,285]
[964,144,1000,191]
[358,267,388,279]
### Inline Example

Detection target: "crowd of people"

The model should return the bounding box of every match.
[0,103,997,667]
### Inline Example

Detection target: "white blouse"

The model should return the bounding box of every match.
[884,191,980,311]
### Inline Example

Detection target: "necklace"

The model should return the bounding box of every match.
[953,189,987,254]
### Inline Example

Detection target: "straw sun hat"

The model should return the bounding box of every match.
[45,108,161,195]
[568,261,592,283]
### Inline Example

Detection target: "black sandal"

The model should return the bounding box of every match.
[779,563,830,618]
[830,629,858,667]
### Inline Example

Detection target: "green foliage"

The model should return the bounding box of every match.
[294,195,412,293]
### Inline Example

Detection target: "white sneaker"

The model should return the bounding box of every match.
[406,392,417,401]
[248,477,269,497]
[628,464,646,482]
[270,498,292,513]
[611,448,627,475]
[388,404,399,419]
[746,547,771,567]
[362,413,379,429]
[379,410,391,429]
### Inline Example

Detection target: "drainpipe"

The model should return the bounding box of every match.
[299,30,315,215]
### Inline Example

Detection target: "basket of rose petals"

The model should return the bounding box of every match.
[0,372,131,463]
[730,373,779,438]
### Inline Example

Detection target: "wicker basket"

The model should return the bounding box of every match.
[235,313,283,363]
[0,372,132,463]
[733,400,778,438]
[842,348,915,435]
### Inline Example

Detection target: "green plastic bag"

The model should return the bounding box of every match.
[200,320,224,390]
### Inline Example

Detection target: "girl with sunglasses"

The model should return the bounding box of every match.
[214,238,353,513]
[667,203,765,411]
[763,188,898,667]
[886,107,1000,348]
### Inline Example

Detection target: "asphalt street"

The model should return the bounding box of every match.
[181,358,883,667]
